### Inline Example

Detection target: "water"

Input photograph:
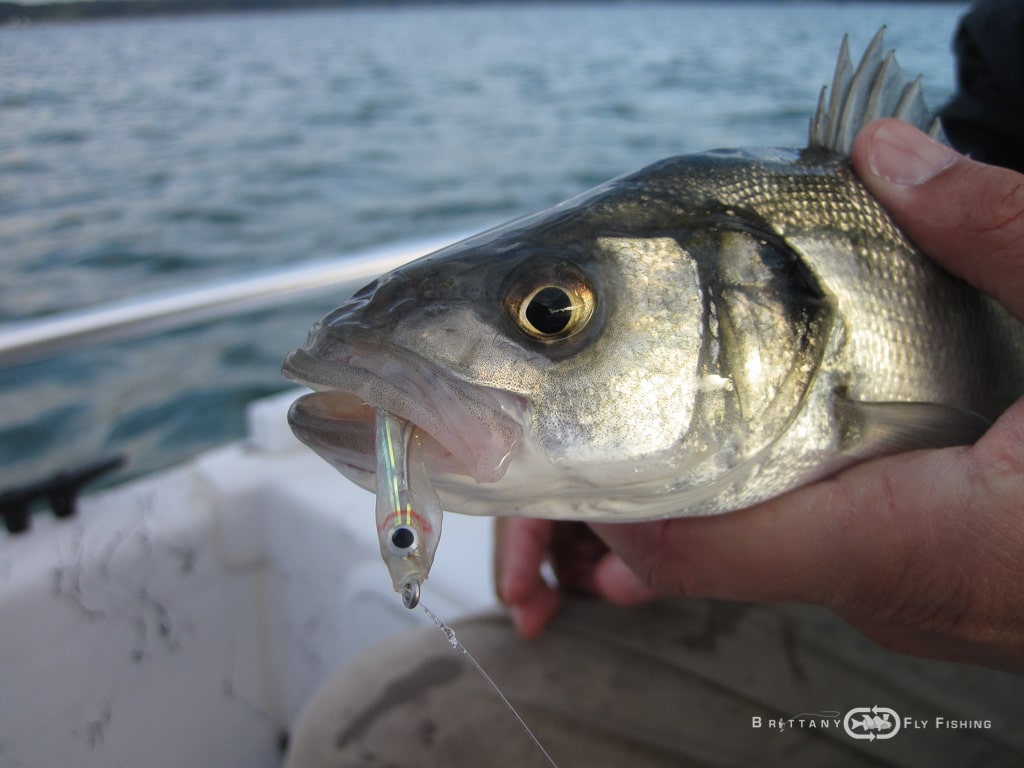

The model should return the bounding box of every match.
[0,3,967,491]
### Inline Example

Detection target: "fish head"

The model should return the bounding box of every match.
[284,155,837,520]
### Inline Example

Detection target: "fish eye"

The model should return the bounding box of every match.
[510,277,595,342]
[390,526,416,552]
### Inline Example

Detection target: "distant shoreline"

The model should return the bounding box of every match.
[0,0,966,28]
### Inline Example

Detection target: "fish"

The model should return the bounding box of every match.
[849,715,894,733]
[283,29,1024,527]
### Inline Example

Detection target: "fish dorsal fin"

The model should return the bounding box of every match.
[808,28,947,156]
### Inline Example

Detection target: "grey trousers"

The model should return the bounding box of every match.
[284,598,1023,767]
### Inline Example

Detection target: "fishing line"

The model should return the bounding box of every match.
[420,602,560,768]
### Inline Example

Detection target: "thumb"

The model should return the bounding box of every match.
[851,118,1024,322]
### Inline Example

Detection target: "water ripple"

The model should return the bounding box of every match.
[0,3,963,490]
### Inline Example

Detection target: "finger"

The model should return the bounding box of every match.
[851,118,1024,321]
[493,517,552,603]
[507,592,561,640]
[592,551,659,605]
[493,518,560,638]
[549,522,609,594]
[591,445,977,609]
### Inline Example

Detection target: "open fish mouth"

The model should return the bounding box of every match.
[282,341,525,485]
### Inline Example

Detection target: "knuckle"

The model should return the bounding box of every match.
[986,176,1024,234]
[969,171,1024,286]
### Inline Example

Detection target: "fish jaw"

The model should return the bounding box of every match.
[283,338,526,487]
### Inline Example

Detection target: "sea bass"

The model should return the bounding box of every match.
[283,31,1024,526]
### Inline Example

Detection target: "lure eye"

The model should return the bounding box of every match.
[390,525,416,553]
[510,277,595,342]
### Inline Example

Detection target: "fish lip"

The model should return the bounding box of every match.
[282,340,525,484]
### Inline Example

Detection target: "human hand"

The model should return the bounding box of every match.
[493,518,658,639]
[496,119,1024,672]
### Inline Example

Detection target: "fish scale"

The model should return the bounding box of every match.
[697,156,1019,408]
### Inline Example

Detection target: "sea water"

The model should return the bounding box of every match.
[0,3,966,490]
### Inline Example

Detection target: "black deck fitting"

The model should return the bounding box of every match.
[0,456,125,535]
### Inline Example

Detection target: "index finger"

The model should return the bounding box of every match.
[493,517,560,638]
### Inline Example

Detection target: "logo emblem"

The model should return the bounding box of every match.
[843,707,901,740]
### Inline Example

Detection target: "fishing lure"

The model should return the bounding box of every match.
[375,410,557,762]
[374,408,443,609]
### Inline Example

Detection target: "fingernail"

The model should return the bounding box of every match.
[508,604,523,629]
[868,120,958,187]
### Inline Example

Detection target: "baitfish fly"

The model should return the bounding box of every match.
[374,408,443,608]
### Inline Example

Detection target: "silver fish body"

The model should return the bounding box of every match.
[284,33,1024,521]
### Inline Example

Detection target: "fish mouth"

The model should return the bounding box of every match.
[282,340,525,485]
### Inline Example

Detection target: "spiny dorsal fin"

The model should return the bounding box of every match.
[808,28,947,156]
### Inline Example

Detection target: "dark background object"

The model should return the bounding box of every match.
[1,456,124,534]
[940,0,1024,173]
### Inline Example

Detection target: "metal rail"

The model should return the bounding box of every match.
[0,234,461,368]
